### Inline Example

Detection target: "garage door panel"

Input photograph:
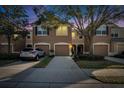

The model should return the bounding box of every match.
[55,45,69,56]
[94,45,108,56]
[35,45,49,54]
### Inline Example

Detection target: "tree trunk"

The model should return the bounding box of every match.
[7,35,11,54]
[84,35,93,55]
[89,36,93,55]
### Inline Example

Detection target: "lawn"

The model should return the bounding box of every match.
[75,60,124,69]
[34,56,53,68]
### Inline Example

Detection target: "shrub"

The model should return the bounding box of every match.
[73,54,104,61]
[0,53,19,60]
[113,54,124,59]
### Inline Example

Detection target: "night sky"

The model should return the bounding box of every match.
[24,5,124,27]
[0,5,124,27]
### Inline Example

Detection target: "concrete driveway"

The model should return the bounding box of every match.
[0,56,101,88]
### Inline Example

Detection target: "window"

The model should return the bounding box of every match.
[56,25,68,36]
[72,32,76,39]
[95,25,108,36]
[111,32,118,38]
[96,30,107,36]
[37,26,48,36]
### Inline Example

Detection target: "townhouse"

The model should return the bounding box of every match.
[1,22,124,56]
[25,23,124,56]
[26,24,72,56]
[0,34,25,53]
[0,27,27,53]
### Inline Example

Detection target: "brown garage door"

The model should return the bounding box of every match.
[94,45,108,56]
[35,45,49,55]
[55,45,69,56]
[118,44,124,53]
[0,45,12,53]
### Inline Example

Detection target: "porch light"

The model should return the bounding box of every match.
[69,44,72,48]
[14,34,18,39]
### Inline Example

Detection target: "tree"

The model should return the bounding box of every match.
[0,5,28,54]
[33,6,69,28]
[33,5,124,55]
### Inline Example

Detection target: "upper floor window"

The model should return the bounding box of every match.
[72,32,76,39]
[96,30,107,36]
[111,32,118,38]
[56,25,68,36]
[37,26,48,36]
[95,25,108,36]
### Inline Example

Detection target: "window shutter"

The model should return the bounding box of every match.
[47,27,49,35]
[35,26,37,35]
[95,30,97,35]
[106,26,109,35]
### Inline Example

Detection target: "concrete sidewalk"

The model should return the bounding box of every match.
[0,60,39,79]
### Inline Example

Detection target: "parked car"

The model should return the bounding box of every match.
[20,48,45,60]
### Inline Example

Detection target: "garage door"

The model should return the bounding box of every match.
[35,45,49,54]
[118,44,124,53]
[94,45,108,56]
[0,45,12,53]
[55,45,69,56]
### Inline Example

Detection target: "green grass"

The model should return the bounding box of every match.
[92,76,124,84]
[34,56,53,68]
[75,60,124,69]
[0,60,17,67]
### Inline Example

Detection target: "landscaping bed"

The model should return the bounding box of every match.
[0,53,19,66]
[34,56,53,68]
[73,55,124,69]
[113,54,124,59]
[112,51,124,59]
[92,76,124,84]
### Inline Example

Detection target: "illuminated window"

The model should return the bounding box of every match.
[72,32,76,39]
[56,25,68,36]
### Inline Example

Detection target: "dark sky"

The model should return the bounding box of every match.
[0,5,124,27]
[24,5,38,23]
[24,5,124,27]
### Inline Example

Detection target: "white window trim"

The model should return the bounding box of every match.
[96,30,107,36]
[37,34,48,36]
[111,32,119,38]
[96,34,107,36]
[37,26,48,36]
[93,42,110,55]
